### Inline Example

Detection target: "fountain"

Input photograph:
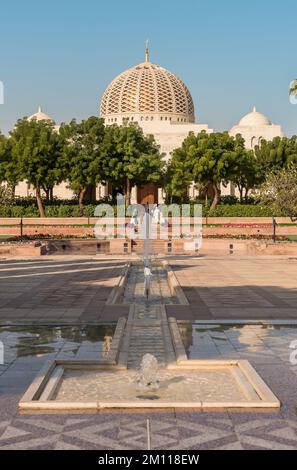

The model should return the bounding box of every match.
[135,354,160,391]
[143,266,152,299]
[18,206,280,412]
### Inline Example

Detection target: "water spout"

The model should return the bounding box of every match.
[144,265,152,299]
[135,354,160,391]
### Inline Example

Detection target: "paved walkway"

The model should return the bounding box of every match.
[1,256,297,449]
[168,258,297,320]
[0,323,297,449]
[0,257,129,323]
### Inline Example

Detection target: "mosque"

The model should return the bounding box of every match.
[15,46,284,203]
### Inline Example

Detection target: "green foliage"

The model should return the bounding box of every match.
[9,118,63,216]
[169,132,249,209]
[219,195,240,205]
[0,204,99,217]
[229,136,260,201]
[206,204,276,217]
[101,124,165,203]
[255,136,297,182]
[257,164,297,220]
[0,184,14,205]
[289,80,297,97]
[0,202,281,218]
[59,116,105,212]
[0,132,20,190]
[10,118,63,189]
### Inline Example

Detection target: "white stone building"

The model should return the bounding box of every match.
[14,48,284,202]
[229,106,283,149]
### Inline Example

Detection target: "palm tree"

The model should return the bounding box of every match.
[289,79,297,97]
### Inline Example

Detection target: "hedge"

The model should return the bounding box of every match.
[206,204,279,217]
[0,203,284,218]
[0,205,96,217]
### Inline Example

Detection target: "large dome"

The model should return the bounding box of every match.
[100,52,195,124]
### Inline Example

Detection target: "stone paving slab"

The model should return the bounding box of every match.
[0,257,127,324]
[170,258,297,320]
[0,322,296,449]
[0,256,297,449]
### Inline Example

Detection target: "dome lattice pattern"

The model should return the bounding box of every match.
[100,62,195,123]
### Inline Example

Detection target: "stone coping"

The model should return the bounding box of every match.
[162,261,189,305]
[18,359,280,411]
[176,319,297,325]
[105,263,130,305]
[1,217,295,225]
[168,317,188,362]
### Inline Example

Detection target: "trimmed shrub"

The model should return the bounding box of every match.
[206,204,278,217]
[0,203,284,218]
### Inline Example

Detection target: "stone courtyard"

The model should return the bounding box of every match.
[0,255,297,449]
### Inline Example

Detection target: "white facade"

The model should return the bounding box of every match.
[13,55,284,201]
[229,106,283,149]
[139,121,213,161]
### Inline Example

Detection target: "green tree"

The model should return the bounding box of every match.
[229,135,259,202]
[0,133,21,197]
[0,131,7,181]
[257,164,297,221]
[59,116,105,215]
[101,124,164,205]
[165,148,192,203]
[9,118,62,217]
[170,131,239,209]
[255,136,297,182]
[0,184,14,205]
[290,80,297,98]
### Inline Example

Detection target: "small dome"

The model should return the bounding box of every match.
[238,106,271,126]
[100,49,195,123]
[28,106,55,123]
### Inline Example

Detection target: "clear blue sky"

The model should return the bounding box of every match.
[0,0,296,135]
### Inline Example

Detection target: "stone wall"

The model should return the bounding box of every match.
[0,221,296,238]
[1,238,297,257]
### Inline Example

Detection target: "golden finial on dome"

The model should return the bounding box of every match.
[145,39,149,63]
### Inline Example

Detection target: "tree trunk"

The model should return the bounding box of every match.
[244,188,249,202]
[210,183,221,211]
[45,188,50,202]
[126,178,131,207]
[36,186,45,218]
[10,184,16,200]
[50,187,54,202]
[239,186,243,203]
[79,188,86,216]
